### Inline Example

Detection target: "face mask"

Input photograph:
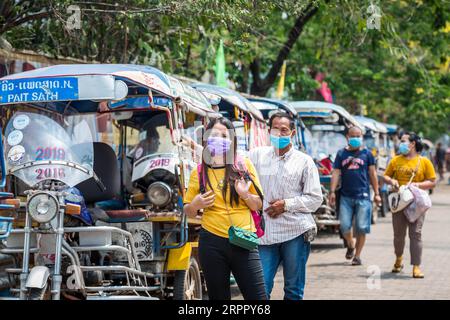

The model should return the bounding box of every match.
[207,136,231,156]
[270,135,291,149]
[348,137,362,148]
[398,142,410,155]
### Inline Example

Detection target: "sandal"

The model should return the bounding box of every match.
[351,256,362,266]
[345,247,355,260]
[392,256,404,273]
[413,266,424,278]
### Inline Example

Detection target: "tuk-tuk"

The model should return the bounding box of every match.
[245,96,308,152]
[353,116,389,220]
[0,64,218,300]
[290,101,365,235]
[382,123,400,159]
[190,83,270,156]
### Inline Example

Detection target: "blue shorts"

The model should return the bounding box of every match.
[339,196,372,235]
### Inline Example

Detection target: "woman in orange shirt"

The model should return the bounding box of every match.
[383,132,436,278]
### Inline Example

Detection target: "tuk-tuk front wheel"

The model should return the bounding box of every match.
[27,282,48,300]
[173,257,202,300]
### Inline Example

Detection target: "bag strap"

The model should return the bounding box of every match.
[407,156,421,185]
[234,156,264,203]
[197,163,206,194]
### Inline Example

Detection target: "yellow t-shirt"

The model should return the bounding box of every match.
[384,155,436,186]
[184,158,263,238]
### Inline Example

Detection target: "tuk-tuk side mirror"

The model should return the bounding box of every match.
[114,80,129,101]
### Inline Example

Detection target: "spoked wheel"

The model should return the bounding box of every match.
[173,257,202,300]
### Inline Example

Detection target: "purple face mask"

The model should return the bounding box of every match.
[207,136,231,156]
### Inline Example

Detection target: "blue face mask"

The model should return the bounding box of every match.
[398,142,410,155]
[348,137,362,148]
[270,135,291,149]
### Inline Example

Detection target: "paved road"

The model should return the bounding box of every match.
[233,175,450,300]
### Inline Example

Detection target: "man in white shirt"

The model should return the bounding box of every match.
[249,112,322,300]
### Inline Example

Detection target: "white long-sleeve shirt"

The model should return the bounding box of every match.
[249,146,322,245]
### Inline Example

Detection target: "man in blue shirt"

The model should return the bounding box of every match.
[329,126,381,265]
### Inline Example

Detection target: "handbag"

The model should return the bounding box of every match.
[228,225,259,250]
[388,156,421,213]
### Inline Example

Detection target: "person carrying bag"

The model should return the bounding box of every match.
[183,118,267,300]
[383,132,436,278]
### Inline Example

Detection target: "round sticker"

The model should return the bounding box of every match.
[135,147,144,159]
[7,130,23,146]
[8,145,26,164]
[13,114,30,130]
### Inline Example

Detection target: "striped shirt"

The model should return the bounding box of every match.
[249,146,322,245]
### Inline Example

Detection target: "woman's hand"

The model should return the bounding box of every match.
[191,190,215,211]
[234,178,251,199]
[390,179,400,190]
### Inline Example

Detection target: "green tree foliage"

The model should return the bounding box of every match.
[1,0,448,139]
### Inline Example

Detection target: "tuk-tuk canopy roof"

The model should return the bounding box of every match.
[382,122,399,134]
[166,76,217,116]
[0,64,174,98]
[246,96,298,117]
[354,116,388,134]
[191,83,265,122]
[290,101,365,132]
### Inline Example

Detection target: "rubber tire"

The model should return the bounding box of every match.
[173,257,202,300]
[27,282,48,300]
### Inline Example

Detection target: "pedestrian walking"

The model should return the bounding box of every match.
[249,112,322,300]
[383,132,436,278]
[329,126,381,265]
[183,117,267,300]
[434,142,446,182]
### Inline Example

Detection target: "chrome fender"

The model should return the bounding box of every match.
[26,266,50,289]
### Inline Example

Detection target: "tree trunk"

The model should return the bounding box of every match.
[249,2,319,96]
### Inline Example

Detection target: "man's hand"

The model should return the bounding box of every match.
[374,194,382,207]
[191,190,215,211]
[264,199,285,218]
[329,192,336,208]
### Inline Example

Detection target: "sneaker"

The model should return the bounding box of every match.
[351,256,362,265]
[345,247,355,260]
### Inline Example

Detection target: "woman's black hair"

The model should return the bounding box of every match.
[201,117,240,207]
[403,131,424,153]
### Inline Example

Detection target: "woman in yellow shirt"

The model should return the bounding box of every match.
[184,117,267,300]
[384,132,436,278]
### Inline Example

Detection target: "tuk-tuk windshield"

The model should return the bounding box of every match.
[131,113,176,161]
[4,111,94,187]
[305,128,347,161]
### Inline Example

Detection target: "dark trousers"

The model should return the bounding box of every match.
[198,228,267,300]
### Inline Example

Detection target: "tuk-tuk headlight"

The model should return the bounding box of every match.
[147,182,172,208]
[27,193,59,223]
